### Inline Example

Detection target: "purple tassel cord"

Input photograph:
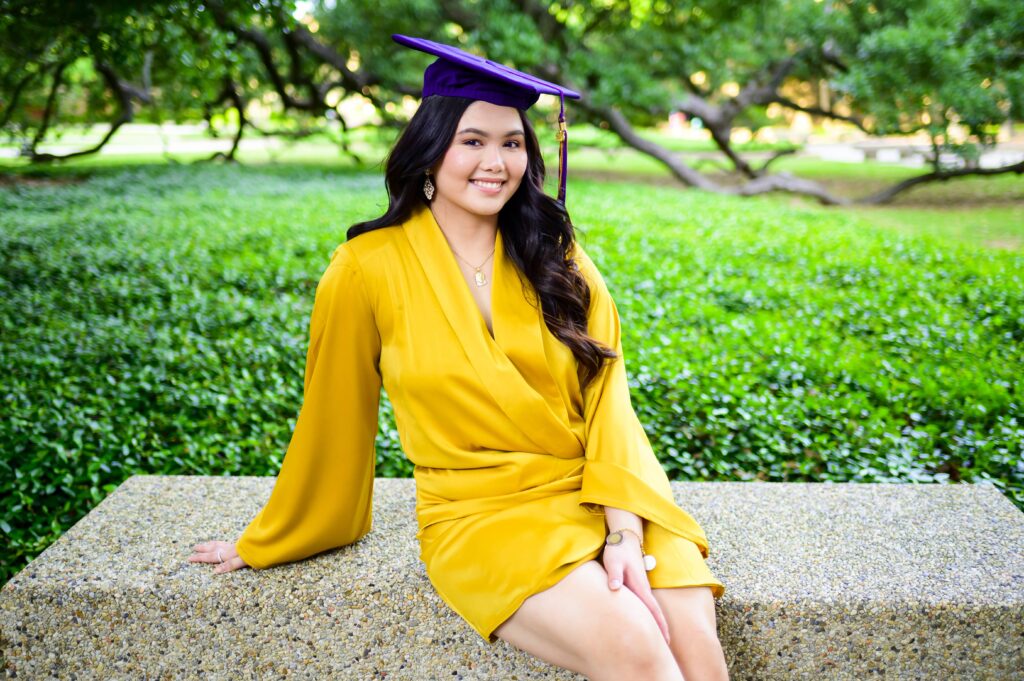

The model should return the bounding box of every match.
[557,95,568,204]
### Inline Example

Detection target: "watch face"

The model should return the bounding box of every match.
[606,531,624,545]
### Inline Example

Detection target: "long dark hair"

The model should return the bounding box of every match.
[347,95,617,389]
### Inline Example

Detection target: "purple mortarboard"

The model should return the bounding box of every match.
[392,34,581,204]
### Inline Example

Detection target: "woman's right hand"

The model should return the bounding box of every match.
[188,541,250,574]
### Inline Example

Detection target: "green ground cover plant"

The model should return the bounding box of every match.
[1,161,1021,586]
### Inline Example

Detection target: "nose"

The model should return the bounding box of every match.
[480,143,505,171]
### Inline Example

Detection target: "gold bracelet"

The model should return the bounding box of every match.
[606,527,645,554]
[605,527,657,571]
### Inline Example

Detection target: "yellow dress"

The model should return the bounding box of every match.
[234,204,725,643]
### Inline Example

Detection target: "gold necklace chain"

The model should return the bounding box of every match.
[450,246,495,287]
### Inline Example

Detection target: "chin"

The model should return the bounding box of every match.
[435,186,519,217]
[462,197,510,216]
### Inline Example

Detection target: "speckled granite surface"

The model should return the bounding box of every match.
[1,476,1022,680]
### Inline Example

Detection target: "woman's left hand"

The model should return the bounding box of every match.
[188,540,249,574]
[603,533,670,645]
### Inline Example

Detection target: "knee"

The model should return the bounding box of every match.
[681,624,724,651]
[586,606,677,677]
[675,609,722,645]
[660,589,721,642]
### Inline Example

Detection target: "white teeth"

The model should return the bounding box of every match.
[471,180,503,189]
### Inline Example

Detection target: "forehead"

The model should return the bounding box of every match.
[456,101,523,131]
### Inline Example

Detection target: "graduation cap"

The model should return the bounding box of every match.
[392,33,580,204]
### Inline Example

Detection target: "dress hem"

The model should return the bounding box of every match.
[476,542,606,645]
[650,580,726,600]
[436,546,727,645]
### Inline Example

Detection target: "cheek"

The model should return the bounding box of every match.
[509,154,529,182]
[439,148,476,178]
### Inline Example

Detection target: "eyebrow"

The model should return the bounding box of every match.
[456,127,525,137]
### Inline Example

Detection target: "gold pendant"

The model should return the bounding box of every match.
[474,269,487,287]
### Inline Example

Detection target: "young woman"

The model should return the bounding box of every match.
[189,35,729,680]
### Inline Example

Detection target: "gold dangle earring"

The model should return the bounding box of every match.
[423,173,435,201]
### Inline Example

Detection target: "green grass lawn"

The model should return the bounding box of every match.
[1,154,1021,586]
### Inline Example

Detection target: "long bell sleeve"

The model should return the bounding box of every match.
[573,245,711,558]
[234,243,382,570]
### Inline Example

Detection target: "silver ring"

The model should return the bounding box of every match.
[217,549,224,564]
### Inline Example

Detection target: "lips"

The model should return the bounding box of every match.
[470,179,505,193]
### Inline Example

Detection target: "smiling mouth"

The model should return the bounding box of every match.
[470,179,505,190]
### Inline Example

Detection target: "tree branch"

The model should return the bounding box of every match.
[770,95,869,133]
[285,25,413,105]
[30,61,146,163]
[29,60,70,151]
[280,29,321,112]
[857,160,1024,204]
[207,1,317,111]
[1,68,43,129]
[437,0,484,33]
[489,0,849,201]
[328,105,364,165]
[205,77,246,162]
[820,38,849,73]
[754,147,798,173]
[581,101,722,192]
[731,171,846,203]
[582,98,848,203]
[707,125,759,178]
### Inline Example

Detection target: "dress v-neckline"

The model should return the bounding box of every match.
[403,205,582,456]
[455,250,497,340]
[433,213,501,343]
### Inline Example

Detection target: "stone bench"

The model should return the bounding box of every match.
[2,475,1022,679]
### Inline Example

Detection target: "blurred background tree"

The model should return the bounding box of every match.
[1,0,1021,201]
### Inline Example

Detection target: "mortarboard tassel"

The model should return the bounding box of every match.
[557,94,568,204]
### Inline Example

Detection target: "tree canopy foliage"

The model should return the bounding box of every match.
[1,0,1021,202]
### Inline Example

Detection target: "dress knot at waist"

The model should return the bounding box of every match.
[415,458,586,532]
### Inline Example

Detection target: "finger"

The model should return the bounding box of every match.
[605,558,625,590]
[214,555,245,574]
[190,541,225,556]
[633,583,671,644]
[187,542,230,563]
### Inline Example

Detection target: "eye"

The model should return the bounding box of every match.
[505,140,522,148]
[463,139,482,147]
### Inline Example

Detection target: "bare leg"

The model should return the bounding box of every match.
[494,560,684,680]
[652,586,729,681]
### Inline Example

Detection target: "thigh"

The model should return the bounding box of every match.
[493,559,672,676]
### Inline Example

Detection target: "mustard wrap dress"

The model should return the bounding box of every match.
[234,205,725,643]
